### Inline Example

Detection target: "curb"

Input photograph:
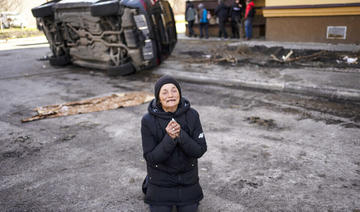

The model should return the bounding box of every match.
[154,69,360,102]
[284,83,360,102]
[177,33,360,52]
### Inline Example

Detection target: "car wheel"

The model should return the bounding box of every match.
[49,55,71,66]
[91,0,120,17]
[32,1,58,17]
[107,62,135,76]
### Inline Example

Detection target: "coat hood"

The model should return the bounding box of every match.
[148,97,191,120]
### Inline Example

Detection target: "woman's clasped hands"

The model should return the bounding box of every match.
[166,119,181,139]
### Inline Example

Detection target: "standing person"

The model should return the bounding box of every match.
[198,3,209,39]
[244,0,255,40]
[239,0,246,38]
[215,0,229,39]
[185,1,197,37]
[141,75,207,212]
[230,0,243,39]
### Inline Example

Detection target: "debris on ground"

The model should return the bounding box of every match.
[271,50,325,63]
[37,55,50,61]
[281,50,293,61]
[178,42,360,69]
[342,56,358,64]
[61,134,76,142]
[22,91,154,122]
[182,48,238,64]
[246,116,278,129]
[14,136,31,143]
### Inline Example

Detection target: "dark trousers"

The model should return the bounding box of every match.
[188,20,195,37]
[218,18,228,38]
[150,203,199,212]
[199,23,209,38]
[231,19,240,38]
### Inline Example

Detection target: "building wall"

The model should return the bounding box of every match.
[266,15,360,44]
[266,0,360,7]
[263,1,360,43]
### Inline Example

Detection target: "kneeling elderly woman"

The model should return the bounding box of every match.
[141,75,207,212]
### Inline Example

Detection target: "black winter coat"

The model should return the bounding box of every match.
[230,3,243,21]
[141,98,207,206]
[215,2,229,21]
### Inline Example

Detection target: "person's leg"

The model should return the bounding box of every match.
[199,23,204,38]
[218,20,222,38]
[244,18,249,39]
[248,17,253,39]
[223,20,228,38]
[240,18,245,38]
[187,21,191,37]
[150,205,173,212]
[205,23,209,38]
[231,20,236,38]
[177,203,199,212]
[237,19,241,38]
[219,20,226,38]
[234,20,239,38]
[188,20,194,37]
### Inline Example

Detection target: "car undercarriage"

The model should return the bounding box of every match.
[32,0,177,75]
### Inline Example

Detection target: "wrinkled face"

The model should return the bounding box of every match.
[159,83,180,112]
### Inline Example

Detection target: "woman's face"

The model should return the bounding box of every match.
[159,83,180,112]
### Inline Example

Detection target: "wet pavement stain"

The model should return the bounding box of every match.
[2,151,22,158]
[246,116,278,130]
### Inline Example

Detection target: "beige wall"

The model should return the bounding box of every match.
[264,0,360,43]
[263,6,360,17]
[266,15,360,44]
[266,0,360,7]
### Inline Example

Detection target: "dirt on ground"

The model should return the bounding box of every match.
[174,40,360,70]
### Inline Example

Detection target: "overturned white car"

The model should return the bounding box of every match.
[32,0,177,75]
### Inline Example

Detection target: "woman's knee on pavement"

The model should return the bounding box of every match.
[177,203,199,212]
[150,205,173,212]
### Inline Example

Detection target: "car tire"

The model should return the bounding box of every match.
[91,0,120,17]
[49,55,71,66]
[107,62,135,76]
[31,1,57,17]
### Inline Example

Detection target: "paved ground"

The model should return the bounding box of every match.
[0,36,360,212]
[2,35,359,102]
[159,34,360,101]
